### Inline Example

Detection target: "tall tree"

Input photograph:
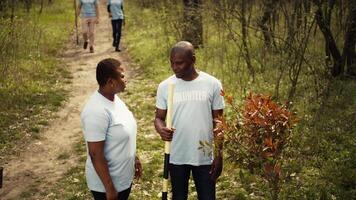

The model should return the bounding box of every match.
[182,0,203,48]
[313,0,356,77]
[343,0,356,76]
[241,0,255,81]
[258,0,278,49]
[313,0,343,76]
[23,0,32,13]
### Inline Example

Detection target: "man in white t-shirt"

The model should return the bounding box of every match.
[81,58,142,200]
[155,41,224,200]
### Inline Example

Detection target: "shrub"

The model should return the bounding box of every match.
[223,93,297,199]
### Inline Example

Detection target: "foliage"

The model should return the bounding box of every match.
[0,0,73,162]
[222,93,297,199]
[124,1,356,198]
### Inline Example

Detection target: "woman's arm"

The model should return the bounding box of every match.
[88,141,117,200]
[134,156,142,179]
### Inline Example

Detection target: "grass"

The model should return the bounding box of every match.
[0,1,74,162]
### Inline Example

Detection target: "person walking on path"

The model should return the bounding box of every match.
[107,0,124,52]
[81,58,142,200]
[77,0,100,53]
[154,41,225,200]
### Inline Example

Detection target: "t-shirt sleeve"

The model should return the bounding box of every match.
[82,112,109,142]
[212,80,225,110]
[156,83,167,110]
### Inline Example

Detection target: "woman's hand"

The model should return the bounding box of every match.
[134,156,142,179]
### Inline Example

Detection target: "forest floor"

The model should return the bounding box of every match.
[0,2,135,199]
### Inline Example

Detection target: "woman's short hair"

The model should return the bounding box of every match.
[96,58,122,87]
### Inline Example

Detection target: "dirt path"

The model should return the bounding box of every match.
[0,2,133,199]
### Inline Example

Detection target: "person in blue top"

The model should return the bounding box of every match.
[77,0,100,53]
[107,0,124,52]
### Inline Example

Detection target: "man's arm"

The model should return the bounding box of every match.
[107,4,112,18]
[76,3,82,18]
[210,109,224,181]
[95,2,99,22]
[121,4,125,26]
[88,141,117,200]
[154,108,174,141]
[212,109,224,156]
[107,4,111,13]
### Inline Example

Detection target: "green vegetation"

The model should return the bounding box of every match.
[121,1,356,199]
[2,0,354,199]
[0,1,73,161]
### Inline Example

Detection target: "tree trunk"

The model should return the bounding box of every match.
[313,1,343,76]
[258,0,278,49]
[39,0,44,14]
[11,0,15,22]
[182,0,203,48]
[343,0,356,76]
[24,0,32,13]
[0,0,5,13]
[324,0,336,67]
[241,0,255,81]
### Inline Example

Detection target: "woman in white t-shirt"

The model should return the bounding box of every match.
[81,58,142,200]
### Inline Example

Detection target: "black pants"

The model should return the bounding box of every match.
[111,19,123,48]
[169,164,216,200]
[91,186,131,200]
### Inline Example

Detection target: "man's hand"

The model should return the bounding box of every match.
[155,108,175,141]
[134,156,142,180]
[158,127,175,141]
[106,187,118,200]
[209,155,223,181]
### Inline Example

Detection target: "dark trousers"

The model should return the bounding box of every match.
[111,19,123,48]
[169,164,216,200]
[91,186,131,200]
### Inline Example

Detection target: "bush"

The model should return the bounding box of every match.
[223,93,297,199]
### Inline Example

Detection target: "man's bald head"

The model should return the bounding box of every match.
[170,41,195,60]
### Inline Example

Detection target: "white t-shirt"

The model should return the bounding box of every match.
[156,71,224,166]
[81,91,137,192]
